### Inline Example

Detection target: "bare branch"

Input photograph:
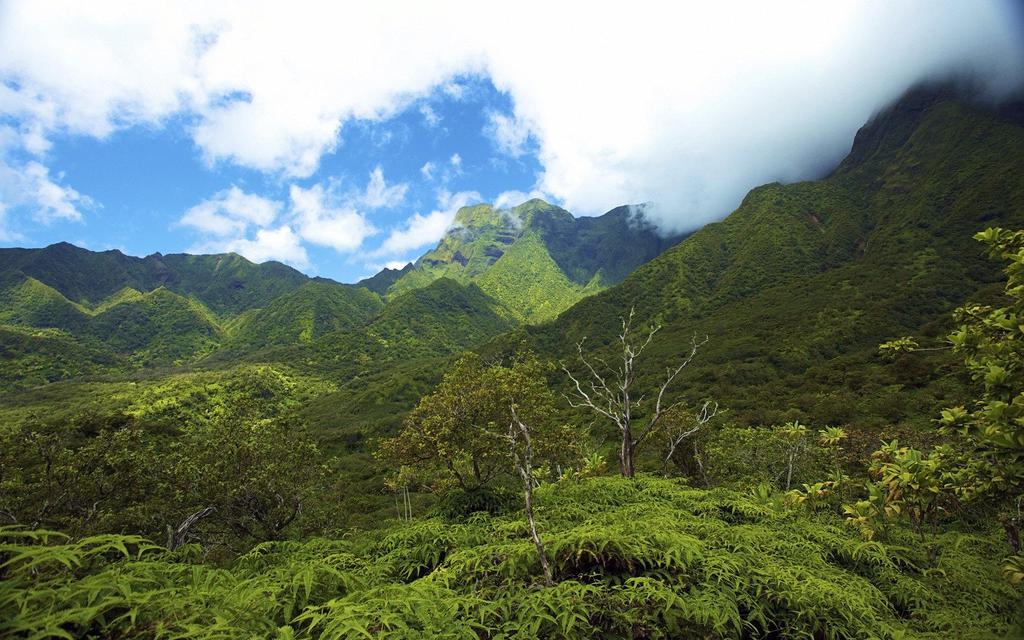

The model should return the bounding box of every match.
[167,506,215,550]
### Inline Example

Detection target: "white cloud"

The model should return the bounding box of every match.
[442,81,468,101]
[179,186,280,236]
[449,152,462,168]
[485,110,531,157]
[419,103,441,128]
[218,225,309,268]
[358,166,408,209]
[289,183,378,252]
[365,259,412,273]
[2,2,1023,233]
[179,169,391,267]
[493,189,549,210]
[0,159,91,224]
[375,189,481,256]
[24,162,92,222]
[420,161,436,180]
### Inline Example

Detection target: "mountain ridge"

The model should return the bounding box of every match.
[482,85,1024,437]
[382,198,682,322]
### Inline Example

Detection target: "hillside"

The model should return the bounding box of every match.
[229,282,383,349]
[0,247,383,384]
[382,198,680,323]
[0,196,679,389]
[0,243,311,315]
[489,86,1024,446]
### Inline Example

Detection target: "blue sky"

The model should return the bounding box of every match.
[3,76,543,281]
[1,3,1022,283]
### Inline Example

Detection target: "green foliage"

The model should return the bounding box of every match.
[2,477,1019,639]
[169,406,329,551]
[378,352,578,490]
[0,324,124,388]
[843,441,958,541]
[432,486,518,520]
[0,414,168,537]
[941,228,1024,496]
[854,226,1024,580]
[0,368,335,550]
[703,422,832,490]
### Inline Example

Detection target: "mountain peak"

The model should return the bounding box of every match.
[453,203,501,228]
[833,80,1021,177]
[452,198,565,231]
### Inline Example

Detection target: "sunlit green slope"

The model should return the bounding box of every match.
[495,86,1024,436]
[383,198,680,323]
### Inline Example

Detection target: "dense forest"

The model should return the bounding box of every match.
[2,85,1024,638]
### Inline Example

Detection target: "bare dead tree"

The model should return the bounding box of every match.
[563,307,707,478]
[507,405,554,586]
[665,400,718,469]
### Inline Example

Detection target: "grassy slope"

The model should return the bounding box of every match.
[284,278,516,447]
[489,92,1024,446]
[474,233,593,323]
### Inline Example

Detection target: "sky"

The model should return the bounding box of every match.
[1,2,1023,283]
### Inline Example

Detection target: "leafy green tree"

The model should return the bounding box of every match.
[857,228,1024,570]
[378,353,507,490]
[379,352,579,492]
[169,401,327,552]
[843,441,958,544]
[940,228,1024,551]
[0,413,168,538]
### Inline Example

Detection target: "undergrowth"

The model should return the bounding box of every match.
[1,476,1019,639]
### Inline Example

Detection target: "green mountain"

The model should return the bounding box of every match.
[0,194,680,389]
[0,277,221,366]
[0,242,310,315]
[0,246,389,381]
[492,85,1024,438]
[229,281,383,349]
[382,198,680,323]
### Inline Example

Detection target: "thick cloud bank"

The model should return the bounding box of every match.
[2,1,1023,234]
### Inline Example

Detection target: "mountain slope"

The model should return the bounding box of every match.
[266,278,516,443]
[0,245,388,380]
[488,86,1024,438]
[0,243,311,315]
[229,282,383,349]
[380,198,680,323]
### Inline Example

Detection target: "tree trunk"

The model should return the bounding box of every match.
[522,468,554,586]
[785,452,795,491]
[693,440,709,488]
[620,427,636,478]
